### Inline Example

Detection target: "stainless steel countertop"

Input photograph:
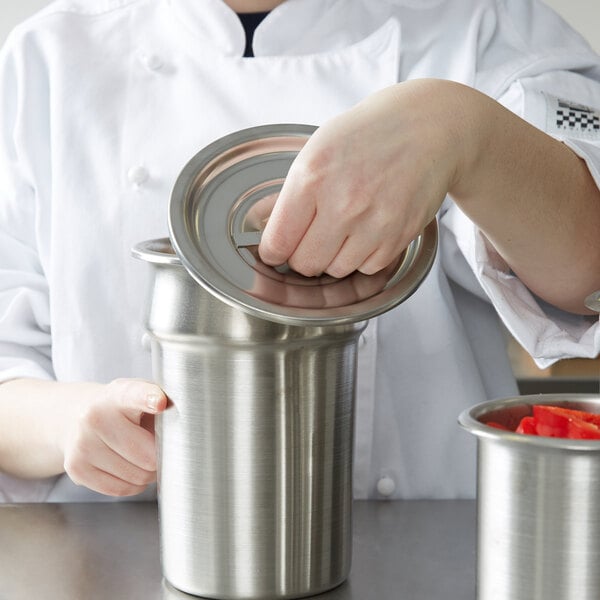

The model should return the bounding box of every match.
[0,500,476,600]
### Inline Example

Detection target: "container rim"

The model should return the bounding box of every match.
[132,238,181,265]
[458,393,600,451]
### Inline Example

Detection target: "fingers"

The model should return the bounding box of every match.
[258,131,398,278]
[264,189,411,279]
[262,184,426,279]
[257,82,456,279]
[94,409,158,471]
[287,227,348,278]
[70,466,151,497]
[65,431,156,496]
[259,162,317,268]
[63,379,168,497]
[259,164,359,277]
[356,234,414,276]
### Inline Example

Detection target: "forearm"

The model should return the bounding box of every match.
[451,84,600,314]
[0,378,99,479]
[258,77,600,313]
[0,377,166,496]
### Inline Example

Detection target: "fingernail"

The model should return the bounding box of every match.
[147,393,160,411]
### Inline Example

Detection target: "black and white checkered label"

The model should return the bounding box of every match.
[545,94,600,140]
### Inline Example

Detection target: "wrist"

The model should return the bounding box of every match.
[53,382,103,468]
[391,78,486,201]
[443,82,495,201]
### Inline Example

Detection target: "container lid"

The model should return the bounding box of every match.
[169,124,437,326]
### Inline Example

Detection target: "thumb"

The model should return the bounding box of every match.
[145,389,168,414]
[109,379,168,423]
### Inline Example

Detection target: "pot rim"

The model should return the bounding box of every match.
[458,393,600,451]
[132,238,181,265]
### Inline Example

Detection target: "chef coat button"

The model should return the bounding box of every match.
[376,476,396,498]
[128,165,149,187]
[140,52,163,71]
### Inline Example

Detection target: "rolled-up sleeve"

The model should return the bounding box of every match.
[441,1,600,369]
[0,32,54,383]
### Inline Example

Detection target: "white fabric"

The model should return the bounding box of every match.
[0,0,599,502]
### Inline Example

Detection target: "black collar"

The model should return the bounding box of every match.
[237,11,270,57]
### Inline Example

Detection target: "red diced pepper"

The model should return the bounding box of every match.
[515,416,537,435]
[533,405,571,437]
[498,404,600,439]
[567,418,600,440]
[532,405,600,439]
[546,406,600,428]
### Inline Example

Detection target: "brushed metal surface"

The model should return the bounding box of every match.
[459,394,600,600]
[136,244,364,599]
[0,501,478,600]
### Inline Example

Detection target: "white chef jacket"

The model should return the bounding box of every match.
[0,0,599,503]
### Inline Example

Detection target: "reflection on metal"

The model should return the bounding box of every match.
[585,290,600,313]
[168,123,438,326]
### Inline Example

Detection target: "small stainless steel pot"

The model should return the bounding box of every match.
[134,124,438,599]
[134,238,363,599]
[459,394,600,600]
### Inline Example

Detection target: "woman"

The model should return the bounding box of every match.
[0,0,598,501]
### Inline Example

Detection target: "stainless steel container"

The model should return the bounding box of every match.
[134,124,438,599]
[459,394,600,600]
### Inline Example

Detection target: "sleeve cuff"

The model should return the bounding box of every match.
[0,354,54,385]
[443,203,600,369]
[0,472,58,503]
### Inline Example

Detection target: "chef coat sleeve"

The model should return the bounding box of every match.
[0,32,54,384]
[440,2,600,369]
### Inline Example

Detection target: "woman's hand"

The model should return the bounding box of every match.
[259,77,600,313]
[0,378,169,495]
[259,79,468,278]
[61,379,168,497]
